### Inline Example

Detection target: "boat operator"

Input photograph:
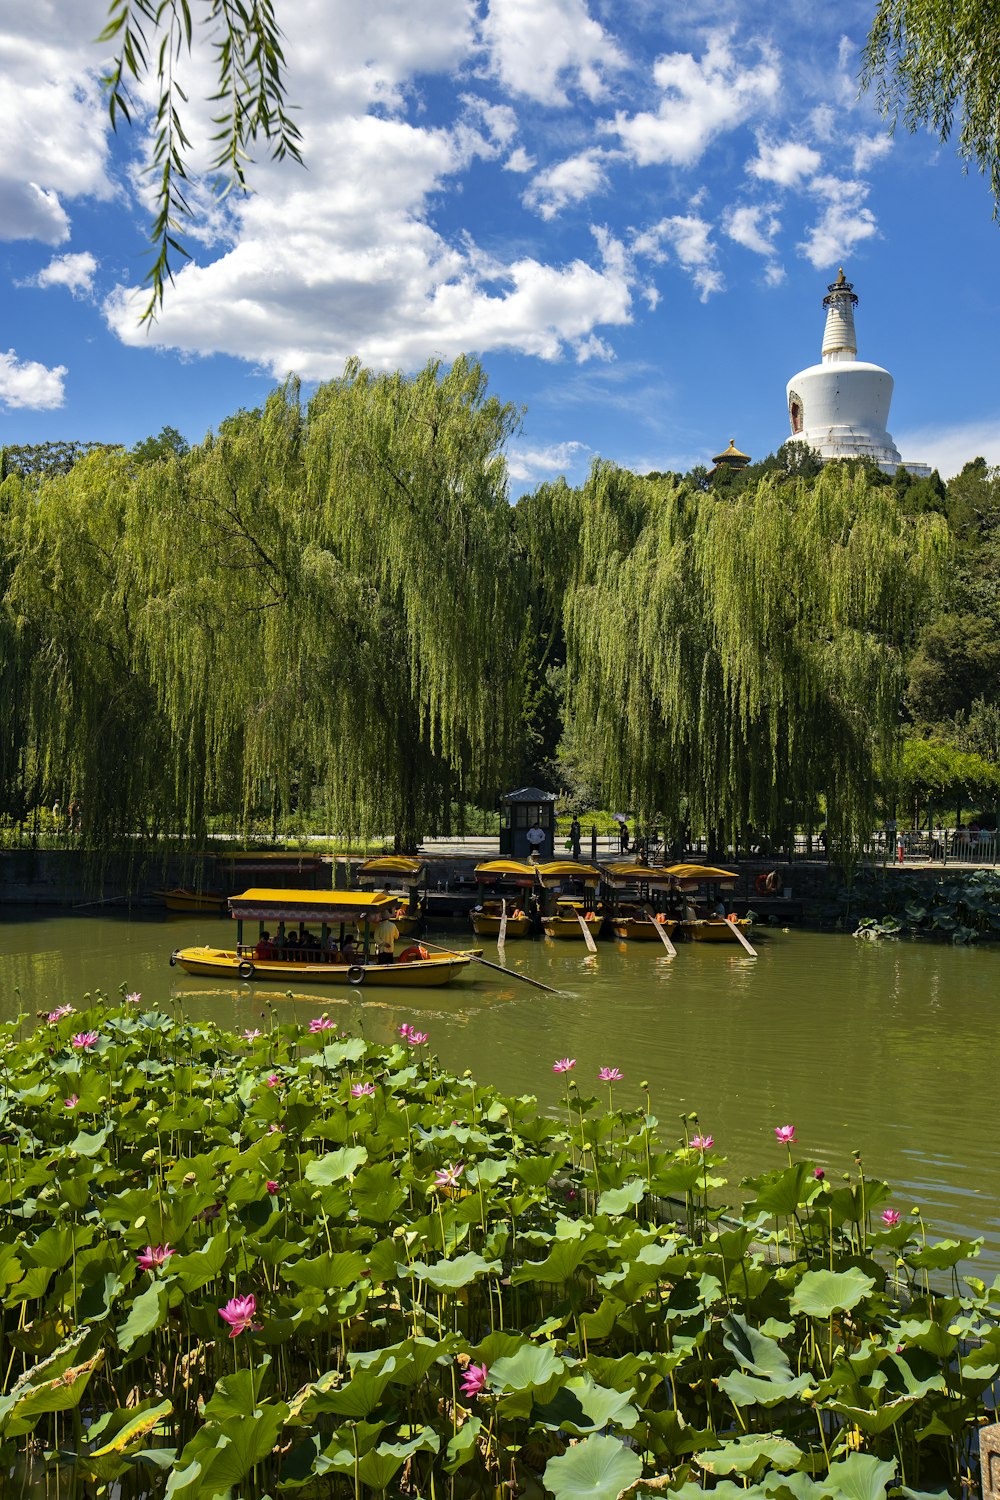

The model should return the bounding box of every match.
[372,912,400,964]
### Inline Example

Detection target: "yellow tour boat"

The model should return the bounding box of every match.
[542,900,603,940]
[681,917,753,944]
[471,901,532,939]
[171,889,477,987]
[533,859,601,890]
[355,856,425,934]
[611,912,679,942]
[472,859,538,888]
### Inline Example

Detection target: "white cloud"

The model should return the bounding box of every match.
[724,203,779,256]
[523,148,611,219]
[748,137,821,188]
[611,33,779,168]
[633,213,724,301]
[851,133,892,172]
[28,251,98,296]
[0,23,113,246]
[890,421,1000,480]
[763,261,786,286]
[460,94,519,148]
[507,437,590,482]
[504,146,536,173]
[482,0,625,105]
[797,175,878,268]
[0,348,67,409]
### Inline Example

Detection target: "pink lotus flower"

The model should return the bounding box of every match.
[553,1058,576,1073]
[881,1209,901,1227]
[774,1124,797,1144]
[406,1030,429,1046]
[459,1362,489,1398]
[265,1073,280,1088]
[398,1022,411,1039]
[64,1094,79,1110]
[48,1005,75,1023]
[266,1180,279,1195]
[242,1028,262,1041]
[309,1017,337,1033]
[813,1167,825,1180]
[125,992,141,1006]
[351,1081,375,1099]
[598,1067,623,1082]
[137,1244,175,1273]
[434,1162,464,1189]
[71,1031,99,1051]
[267,1122,284,1135]
[690,1134,714,1151]
[218,1293,260,1338]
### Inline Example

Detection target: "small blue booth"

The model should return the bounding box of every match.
[499,785,557,861]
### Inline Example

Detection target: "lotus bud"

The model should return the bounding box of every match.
[688,1112,699,1123]
[639,1080,648,1090]
[142,1149,158,1163]
[310,1190,322,1201]
[146,1116,160,1129]
[182,1172,197,1187]
[910,1207,921,1216]
[462,1069,472,1079]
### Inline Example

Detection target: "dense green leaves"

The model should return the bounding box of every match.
[0,1001,994,1496]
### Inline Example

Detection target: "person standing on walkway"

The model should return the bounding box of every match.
[526,820,546,859]
[570,814,581,860]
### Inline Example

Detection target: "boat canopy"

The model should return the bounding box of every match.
[663,863,738,889]
[356,856,426,885]
[229,888,397,923]
[474,859,538,883]
[534,860,601,888]
[601,861,675,888]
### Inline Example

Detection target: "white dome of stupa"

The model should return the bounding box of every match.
[785,269,929,476]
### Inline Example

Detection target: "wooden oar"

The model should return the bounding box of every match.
[575,910,598,954]
[418,937,566,995]
[498,897,507,960]
[724,916,758,958]
[648,914,677,957]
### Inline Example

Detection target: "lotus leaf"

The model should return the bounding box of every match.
[409,1250,500,1291]
[790,1268,876,1318]
[719,1370,813,1407]
[533,1373,639,1434]
[822,1452,897,1500]
[542,1433,643,1500]
[444,1414,482,1472]
[117,1281,169,1352]
[304,1144,369,1185]
[598,1177,648,1214]
[697,1433,803,1476]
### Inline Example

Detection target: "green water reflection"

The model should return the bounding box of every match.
[2,909,997,1263]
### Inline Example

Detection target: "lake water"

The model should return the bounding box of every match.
[2,908,997,1266]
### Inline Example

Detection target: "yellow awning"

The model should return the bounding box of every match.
[534,860,601,887]
[662,863,738,886]
[229,888,396,922]
[356,856,426,884]
[474,860,538,879]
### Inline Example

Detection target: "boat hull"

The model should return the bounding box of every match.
[681,919,752,944]
[171,946,476,986]
[156,888,226,913]
[612,918,678,941]
[471,914,532,938]
[542,916,603,940]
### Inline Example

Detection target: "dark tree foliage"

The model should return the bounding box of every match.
[0,441,115,482]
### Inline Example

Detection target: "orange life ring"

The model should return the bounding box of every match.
[398,945,428,963]
[755,871,782,895]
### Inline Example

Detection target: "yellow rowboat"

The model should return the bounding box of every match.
[663,863,739,891]
[171,946,475,986]
[601,862,675,891]
[471,910,532,939]
[356,855,426,885]
[542,902,603,940]
[171,888,475,988]
[155,888,226,913]
[612,916,678,941]
[680,918,753,944]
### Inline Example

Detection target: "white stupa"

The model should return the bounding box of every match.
[785,269,929,476]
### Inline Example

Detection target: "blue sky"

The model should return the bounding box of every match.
[3,0,999,493]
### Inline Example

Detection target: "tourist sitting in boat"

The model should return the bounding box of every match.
[322,930,339,958]
[255,930,275,959]
[340,935,359,963]
[372,912,400,965]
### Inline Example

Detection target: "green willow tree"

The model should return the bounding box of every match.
[863,0,1000,213]
[1,358,525,852]
[551,461,948,853]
